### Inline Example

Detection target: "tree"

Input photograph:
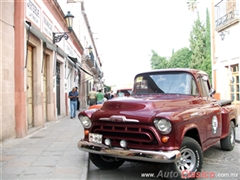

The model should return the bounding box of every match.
[189,13,206,70]
[201,8,212,82]
[168,47,192,68]
[150,2,212,78]
[187,0,198,12]
[187,1,212,82]
[104,85,111,93]
[205,8,211,59]
[150,50,169,69]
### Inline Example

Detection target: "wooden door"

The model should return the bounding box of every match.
[56,62,61,115]
[43,55,47,122]
[27,46,33,128]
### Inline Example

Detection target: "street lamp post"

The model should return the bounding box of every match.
[53,11,74,44]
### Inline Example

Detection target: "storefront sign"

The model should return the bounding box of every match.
[26,0,41,28]
[43,14,53,38]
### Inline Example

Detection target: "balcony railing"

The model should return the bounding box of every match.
[91,63,97,75]
[215,10,239,29]
[85,51,94,68]
[215,0,240,31]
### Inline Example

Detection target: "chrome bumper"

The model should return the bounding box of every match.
[78,140,181,163]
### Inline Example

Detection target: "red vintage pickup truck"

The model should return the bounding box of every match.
[77,68,238,180]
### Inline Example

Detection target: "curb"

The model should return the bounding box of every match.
[86,153,90,180]
[1,118,63,145]
[80,152,89,180]
[77,110,89,180]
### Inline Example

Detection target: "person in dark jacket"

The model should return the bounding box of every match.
[68,87,79,119]
[75,87,80,110]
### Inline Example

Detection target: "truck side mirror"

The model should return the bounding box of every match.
[210,88,216,97]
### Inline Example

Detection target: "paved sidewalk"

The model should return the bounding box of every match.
[1,115,89,180]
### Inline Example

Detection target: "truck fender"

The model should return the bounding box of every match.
[180,124,202,148]
[78,108,98,119]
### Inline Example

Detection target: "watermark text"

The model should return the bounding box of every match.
[140,170,239,179]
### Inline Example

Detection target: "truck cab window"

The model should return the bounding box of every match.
[198,76,211,97]
[190,77,198,96]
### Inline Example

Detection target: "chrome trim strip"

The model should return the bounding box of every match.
[99,118,112,121]
[78,140,181,163]
[190,112,199,117]
[99,115,139,122]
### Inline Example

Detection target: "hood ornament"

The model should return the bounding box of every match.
[100,115,139,123]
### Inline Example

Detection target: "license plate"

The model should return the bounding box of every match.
[89,133,102,144]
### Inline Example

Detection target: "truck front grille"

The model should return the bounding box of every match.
[91,122,161,150]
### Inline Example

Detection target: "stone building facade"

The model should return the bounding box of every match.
[0,0,103,141]
[211,0,240,115]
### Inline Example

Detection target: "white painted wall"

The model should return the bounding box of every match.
[214,23,240,100]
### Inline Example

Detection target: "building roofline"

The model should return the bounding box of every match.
[81,2,102,67]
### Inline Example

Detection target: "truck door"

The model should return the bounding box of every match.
[198,76,222,147]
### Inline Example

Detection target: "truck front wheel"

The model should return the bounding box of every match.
[220,121,235,151]
[164,137,203,180]
[89,153,125,170]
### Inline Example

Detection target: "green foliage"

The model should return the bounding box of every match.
[150,50,168,69]
[168,47,192,68]
[200,58,211,81]
[189,9,212,82]
[149,6,212,83]
[205,8,211,59]
[150,48,192,69]
[189,13,206,70]
[104,85,111,93]
[204,8,212,82]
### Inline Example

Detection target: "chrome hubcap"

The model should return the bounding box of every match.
[230,126,235,146]
[176,148,196,173]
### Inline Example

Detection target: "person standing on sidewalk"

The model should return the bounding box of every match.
[75,86,80,110]
[96,89,104,104]
[68,87,79,119]
[88,87,97,106]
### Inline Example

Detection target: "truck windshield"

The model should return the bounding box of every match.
[132,72,195,95]
[117,89,132,97]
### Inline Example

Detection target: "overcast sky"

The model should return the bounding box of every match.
[83,0,211,88]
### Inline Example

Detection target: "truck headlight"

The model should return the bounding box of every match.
[79,116,92,129]
[154,119,172,134]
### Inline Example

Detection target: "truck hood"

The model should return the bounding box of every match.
[91,94,195,123]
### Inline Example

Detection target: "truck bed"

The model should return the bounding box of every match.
[217,100,232,106]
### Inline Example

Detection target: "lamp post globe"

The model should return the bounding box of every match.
[65,11,74,31]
